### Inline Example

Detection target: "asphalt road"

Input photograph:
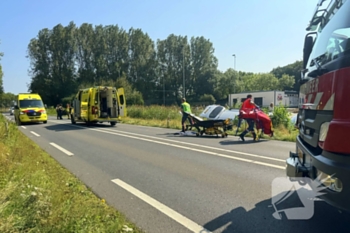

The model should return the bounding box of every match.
[3,113,350,233]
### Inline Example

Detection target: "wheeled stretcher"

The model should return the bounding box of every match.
[186,114,233,137]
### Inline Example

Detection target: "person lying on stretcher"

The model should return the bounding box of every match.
[238,94,258,142]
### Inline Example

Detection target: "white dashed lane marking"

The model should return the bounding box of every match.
[49,142,74,156]
[112,179,212,233]
[30,131,40,137]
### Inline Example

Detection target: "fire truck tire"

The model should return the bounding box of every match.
[110,122,116,126]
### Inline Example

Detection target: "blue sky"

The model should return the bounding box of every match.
[0,0,316,94]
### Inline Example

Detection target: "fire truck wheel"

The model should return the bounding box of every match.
[110,122,116,126]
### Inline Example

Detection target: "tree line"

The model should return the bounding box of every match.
[1,22,302,107]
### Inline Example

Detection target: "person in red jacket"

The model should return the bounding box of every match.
[239,94,257,142]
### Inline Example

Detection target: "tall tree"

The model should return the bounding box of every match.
[1,92,16,107]
[76,23,95,85]
[49,22,77,100]
[278,74,295,90]
[28,28,53,104]
[242,73,279,91]
[127,28,157,101]
[28,23,78,105]
[214,69,238,99]
[156,34,187,102]
[270,60,302,91]
[190,36,218,98]
[92,25,109,83]
[105,25,129,80]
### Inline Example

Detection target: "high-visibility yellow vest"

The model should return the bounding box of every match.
[181,102,191,114]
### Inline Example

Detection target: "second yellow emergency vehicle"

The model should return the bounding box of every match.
[71,86,126,126]
[14,93,48,125]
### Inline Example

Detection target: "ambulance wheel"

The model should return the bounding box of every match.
[110,122,116,126]
[43,121,47,124]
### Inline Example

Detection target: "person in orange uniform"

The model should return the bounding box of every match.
[239,94,257,142]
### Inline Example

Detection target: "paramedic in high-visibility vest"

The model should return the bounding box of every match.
[180,98,193,132]
[239,94,257,142]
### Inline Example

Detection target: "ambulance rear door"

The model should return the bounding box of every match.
[117,88,126,117]
[73,91,82,117]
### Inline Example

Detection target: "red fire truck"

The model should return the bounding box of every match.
[286,0,350,211]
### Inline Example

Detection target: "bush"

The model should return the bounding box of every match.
[127,105,180,120]
[270,106,290,128]
[61,95,75,106]
[199,94,216,104]
[127,91,144,105]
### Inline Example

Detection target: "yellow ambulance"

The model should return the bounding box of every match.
[70,86,126,126]
[14,93,48,125]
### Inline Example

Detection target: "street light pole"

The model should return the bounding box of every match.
[163,73,165,106]
[232,54,236,93]
[232,54,236,70]
[159,64,166,106]
[183,50,185,98]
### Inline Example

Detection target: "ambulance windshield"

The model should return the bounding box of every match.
[19,100,44,108]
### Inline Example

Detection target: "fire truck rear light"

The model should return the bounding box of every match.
[318,122,330,149]
[316,170,343,192]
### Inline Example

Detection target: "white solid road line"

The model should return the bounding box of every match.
[50,120,284,169]
[112,179,212,233]
[50,119,285,164]
[102,127,285,163]
[30,131,40,137]
[49,142,74,156]
[21,126,27,129]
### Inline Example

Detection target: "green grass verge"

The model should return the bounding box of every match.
[0,114,143,233]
